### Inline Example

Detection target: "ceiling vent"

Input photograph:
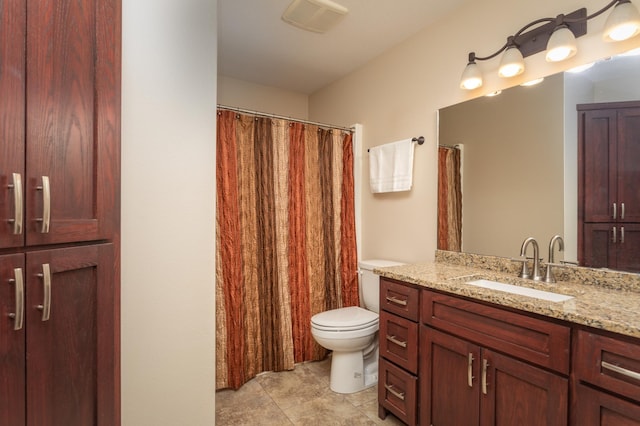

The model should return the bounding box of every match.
[282,0,349,33]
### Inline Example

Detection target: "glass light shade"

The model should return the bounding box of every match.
[460,62,483,90]
[546,26,577,62]
[498,46,525,78]
[603,1,640,41]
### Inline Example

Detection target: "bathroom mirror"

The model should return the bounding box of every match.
[438,51,640,270]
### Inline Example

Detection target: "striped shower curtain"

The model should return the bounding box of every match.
[437,146,462,251]
[215,110,359,390]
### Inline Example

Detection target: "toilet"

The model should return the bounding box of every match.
[310,259,403,394]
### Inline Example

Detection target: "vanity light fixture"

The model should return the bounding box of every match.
[460,0,640,90]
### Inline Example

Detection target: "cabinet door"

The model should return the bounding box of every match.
[25,0,120,246]
[617,224,640,272]
[421,326,480,426]
[481,349,568,426]
[25,244,115,426]
[617,108,640,223]
[582,223,615,268]
[575,383,640,426]
[0,1,26,249]
[0,254,26,426]
[580,109,617,223]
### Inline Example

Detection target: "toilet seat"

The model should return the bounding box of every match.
[311,306,378,332]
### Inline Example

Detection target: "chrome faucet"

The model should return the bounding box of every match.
[520,237,543,281]
[544,235,565,283]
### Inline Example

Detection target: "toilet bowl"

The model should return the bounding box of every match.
[310,259,403,394]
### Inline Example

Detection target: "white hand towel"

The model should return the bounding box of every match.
[369,138,415,193]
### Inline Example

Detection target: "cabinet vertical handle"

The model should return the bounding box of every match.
[36,263,51,321]
[613,202,617,220]
[621,227,625,244]
[468,353,475,387]
[384,384,405,401]
[481,359,489,395]
[612,227,617,244]
[7,173,23,234]
[621,203,625,220]
[8,268,24,330]
[36,176,50,233]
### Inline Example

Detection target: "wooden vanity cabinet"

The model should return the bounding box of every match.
[378,278,420,426]
[578,102,640,272]
[420,290,569,426]
[572,329,640,425]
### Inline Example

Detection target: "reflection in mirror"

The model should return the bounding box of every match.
[438,51,640,271]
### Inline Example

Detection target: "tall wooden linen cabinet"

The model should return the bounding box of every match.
[0,0,121,425]
[578,101,640,272]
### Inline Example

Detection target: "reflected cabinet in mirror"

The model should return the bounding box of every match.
[438,52,640,273]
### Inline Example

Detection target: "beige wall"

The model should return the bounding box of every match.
[218,75,309,119]
[309,0,640,264]
[121,0,217,424]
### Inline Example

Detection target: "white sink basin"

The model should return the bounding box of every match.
[466,279,574,302]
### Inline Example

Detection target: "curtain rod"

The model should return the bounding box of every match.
[217,104,354,133]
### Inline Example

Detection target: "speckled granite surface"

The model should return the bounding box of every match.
[374,251,640,339]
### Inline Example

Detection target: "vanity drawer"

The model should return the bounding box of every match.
[378,358,417,426]
[379,312,418,373]
[575,329,640,403]
[421,290,571,374]
[380,278,419,321]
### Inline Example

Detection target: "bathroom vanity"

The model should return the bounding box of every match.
[377,252,640,426]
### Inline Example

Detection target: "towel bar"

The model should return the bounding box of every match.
[368,136,424,152]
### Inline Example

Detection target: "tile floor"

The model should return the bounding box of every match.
[215,357,405,425]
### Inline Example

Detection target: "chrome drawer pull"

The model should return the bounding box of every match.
[8,268,24,330]
[613,202,617,220]
[482,359,489,395]
[36,264,51,321]
[621,227,625,244]
[384,384,405,401]
[602,361,640,382]
[8,173,23,234]
[468,353,475,387]
[621,203,625,220]
[386,334,407,348]
[35,176,50,233]
[386,296,407,306]
[612,227,617,244]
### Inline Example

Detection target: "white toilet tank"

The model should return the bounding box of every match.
[358,259,404,313]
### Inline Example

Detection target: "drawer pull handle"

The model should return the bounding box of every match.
[613,202,617,220]
[8,173,23,235]
[8,268,24,331]
[386,296,407,306]
[621,202,625,220]
[482,359,489,395]
[35,176,50,233]
[602,361,640,382]
[386,335,407,348]
[384,384,405,401]
[468,353,475,387]
[36,264,51,321]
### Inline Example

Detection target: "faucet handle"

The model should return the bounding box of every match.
[511,257,531,279]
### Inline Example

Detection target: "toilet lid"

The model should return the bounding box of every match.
[311,306,378,330]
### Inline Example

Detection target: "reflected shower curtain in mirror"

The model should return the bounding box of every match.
[437,146,462,251]
[215,110,359,390]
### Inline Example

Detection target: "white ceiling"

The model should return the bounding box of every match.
[218,0,470,94]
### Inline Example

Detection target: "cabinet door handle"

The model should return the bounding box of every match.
[386,334,407,348]
[602,361,640,382]
[384,384,405,401]
[36,263,51,321]
[481,359,489,395]
[621,227,625,244]
[7,173,23,234]
[8,268,24,331]
[36,176,50,233]
[468,353,475,387]
[386,295,407,306]
[613,202,617,219]
[612,226,617,244]
[621,203,625,220]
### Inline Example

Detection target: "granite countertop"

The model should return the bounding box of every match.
[374,258,640,340]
